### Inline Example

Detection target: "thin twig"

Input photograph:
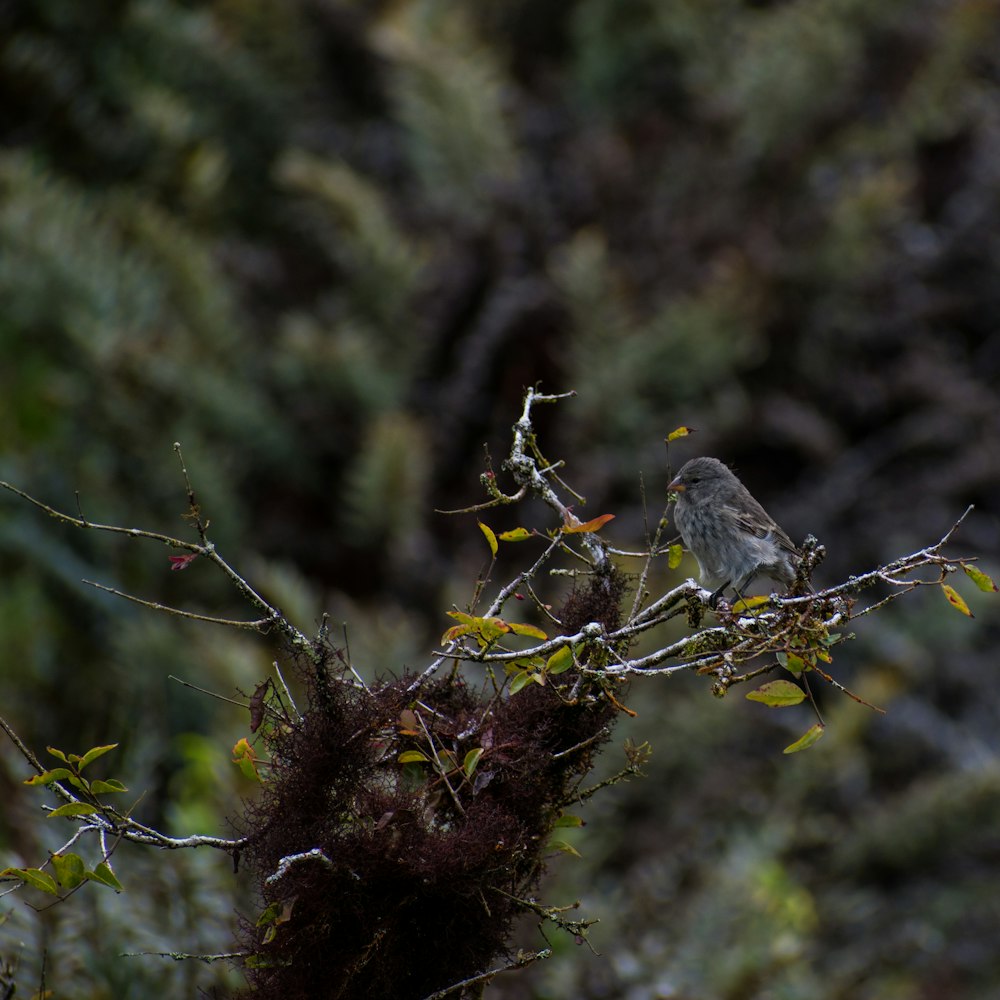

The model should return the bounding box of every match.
[415,712,466,817]
[167,675,248,710]
[418,948,552,1000]
[86,581,275,630]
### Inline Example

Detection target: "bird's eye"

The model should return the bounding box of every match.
[689,476,700,484]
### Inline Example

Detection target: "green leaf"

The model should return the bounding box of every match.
[509,670,533,694]
[45,747,69,763]
[962,563,998,593]
[398,750,430,764]
[498,527,532,542]
[783,724,826,754]
[89,779,128,795]
[546,645,575,675]
[667,543,683,570]
[504,656,545,674]
[256,902,282,927]
[746,680,805,707]
[47,803,99,819]
[478,520,498,558]
[400,761,427,786]
[86,862,124,892]
[507,621,547,640]
[563,513,615,534]
[78,744,119,769]
[549,839,582,858]
[51,852,86,890]
[941,583,973,618]
[1,868,59,895]
[782,652,808,676]
[462,748,484,778]
[24,768,74,786]
[232,738,262,783]
[553,813,584,828]
[665,426,695,443]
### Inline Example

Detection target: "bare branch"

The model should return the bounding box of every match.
[418,948,552,1000]
[86,580,275,631]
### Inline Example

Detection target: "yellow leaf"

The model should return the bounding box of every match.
[665,426,696,443]
[478,521,498,558]
[398,750,430,764]
[667,543,683,569]
[941,583,973,618]
[441,614,511,646]
[232,738,262,783]
[507,621,548,640]
[732,595,770,613]
[498,527,532,542]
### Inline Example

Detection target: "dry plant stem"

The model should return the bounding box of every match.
[0,479,315,654]
[626,472,673,621]
[264,848,334,887]
[167,674,248,710]
[174,442,208,544]
[418,949,552,1000]
[120,950,247,963]
[570,759,646,805]
[484,533,564,619]
[435,485,528,515]
[86,580,275,630]
[506,389,608,570]
[416,711,466,817]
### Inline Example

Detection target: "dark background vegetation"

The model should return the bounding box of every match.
[1,1,999,997]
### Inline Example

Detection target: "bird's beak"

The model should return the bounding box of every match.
[668,477,685,492]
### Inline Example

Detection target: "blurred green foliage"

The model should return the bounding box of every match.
[1,0,999,996]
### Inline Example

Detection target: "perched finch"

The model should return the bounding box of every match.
[668,456,803,600]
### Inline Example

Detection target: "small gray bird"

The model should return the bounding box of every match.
[668,456,802,601]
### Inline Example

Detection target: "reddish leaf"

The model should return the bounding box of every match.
[169,554,198,571]
[563,513,615,534]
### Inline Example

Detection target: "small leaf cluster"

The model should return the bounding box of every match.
[0,744,126,896]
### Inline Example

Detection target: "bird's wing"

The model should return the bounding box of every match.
[721,501,799,555]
